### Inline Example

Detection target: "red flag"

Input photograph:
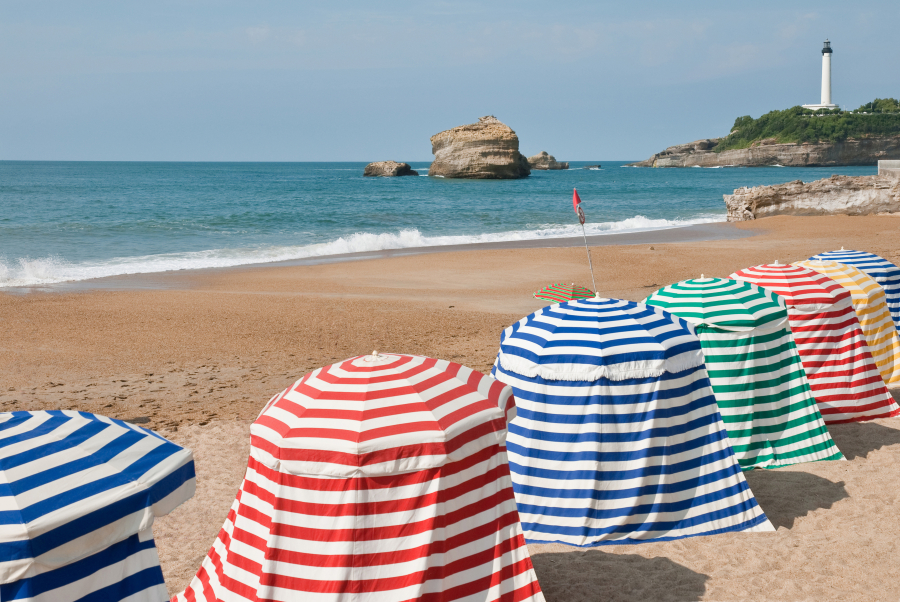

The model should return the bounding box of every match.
[573,188,585,225]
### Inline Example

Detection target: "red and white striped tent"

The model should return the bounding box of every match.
[175,353,545,602]
[731,263,900,423]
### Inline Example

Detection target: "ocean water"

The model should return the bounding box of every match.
[0,161,877,288]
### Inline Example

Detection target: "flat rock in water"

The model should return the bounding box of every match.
[363,161,418,177]
[527,151,569,170]
[428,116,530,179]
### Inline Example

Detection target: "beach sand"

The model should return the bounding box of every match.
[2,214,899,601]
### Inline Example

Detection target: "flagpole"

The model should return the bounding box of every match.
[581,223,597,294]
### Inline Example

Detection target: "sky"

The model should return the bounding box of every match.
[2,1,898,162]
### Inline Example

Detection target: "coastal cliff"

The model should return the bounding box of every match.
[724,174,900,221]
[429,116,530,179]
[527,151,568,170]
[630,135,900,168]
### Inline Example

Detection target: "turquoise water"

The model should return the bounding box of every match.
[0,161,876,287]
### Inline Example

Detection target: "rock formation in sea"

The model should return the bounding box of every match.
[629,136,900,168]
[363,161,418,177]
[724,173,900,221]
[527,151,569,170]
[429,116,530,179]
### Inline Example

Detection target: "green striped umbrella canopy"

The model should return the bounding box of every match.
[533,282,595,303]
[645,277,843,470]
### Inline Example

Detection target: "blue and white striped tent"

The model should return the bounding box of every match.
[0,411,195,602]
[491,298,774,547]
[810,249,900,332]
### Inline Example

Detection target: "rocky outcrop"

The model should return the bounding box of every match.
[429,116,530,179]
[363,161,418,177]
[630,136,900,167]
[724,174,900,221]
[527,151,569,170]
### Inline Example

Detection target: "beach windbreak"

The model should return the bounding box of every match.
[0,410,195,602]
[809,249,900,333]
[175,353,545,602]
[492,297,773,547]
[645,278,843,469]
[732,264,900,424]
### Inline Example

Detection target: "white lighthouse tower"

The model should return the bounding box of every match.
[803,40,838,110]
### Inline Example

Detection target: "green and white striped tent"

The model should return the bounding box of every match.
[645,277,843,470]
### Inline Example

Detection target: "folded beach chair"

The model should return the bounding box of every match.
[491,298,773,547]
[0,410,195,602]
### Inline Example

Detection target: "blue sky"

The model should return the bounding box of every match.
[2,1,898,161]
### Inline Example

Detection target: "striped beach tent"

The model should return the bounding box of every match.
[809,249,900,331]
[491,298,773,547]
[795,259,900,387]
[176,353,545,602]
[644,278,842,469]
[533,283,594,303]
[731,263,899,423]
[0,410,196,602]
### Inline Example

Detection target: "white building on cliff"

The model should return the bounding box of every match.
[803,40,838,111]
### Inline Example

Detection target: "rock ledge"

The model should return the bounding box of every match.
[364,161,418,177]
[527,151,568,170]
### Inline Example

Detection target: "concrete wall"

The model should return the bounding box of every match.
[878,160,900,176]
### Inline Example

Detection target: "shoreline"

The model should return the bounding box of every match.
[2,221,752,294]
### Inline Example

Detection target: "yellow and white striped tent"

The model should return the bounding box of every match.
[795,259,900,387]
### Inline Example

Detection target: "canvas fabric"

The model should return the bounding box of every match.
[810,249,900,332]
[795,260,900,387]
[175,354,545,602]
[491,298,773,547]
[0,410,196,602]
[731,264,900,423]
[644,278,842,468]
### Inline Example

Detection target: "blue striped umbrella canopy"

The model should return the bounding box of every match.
[809,249,900,331]
[492,298,773,546]
[0,411,195,601]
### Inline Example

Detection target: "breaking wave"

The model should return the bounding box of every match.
[0,214,724,288]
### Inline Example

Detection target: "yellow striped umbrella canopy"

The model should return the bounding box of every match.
[533,282,595,303]
[795,259,900,386]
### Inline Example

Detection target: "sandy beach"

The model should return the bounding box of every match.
[3,214,899,601]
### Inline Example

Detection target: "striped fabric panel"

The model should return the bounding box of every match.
[496,298,705,382]
[732,264,899,424]
[491,361,773,546]
[533,283,595,303]
[810,249,900,332]
[176,354,544,602]
[0,411,195,596]
[645,278,843,469]
[1,530,169,602]
[795,260,900,386]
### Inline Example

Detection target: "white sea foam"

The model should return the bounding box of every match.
[0,214,724,288]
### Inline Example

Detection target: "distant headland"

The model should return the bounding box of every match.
[629,99,900,167]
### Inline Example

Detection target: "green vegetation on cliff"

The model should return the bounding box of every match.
[714,98,900,152]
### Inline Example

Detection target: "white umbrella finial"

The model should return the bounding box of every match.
[774,260,780,266]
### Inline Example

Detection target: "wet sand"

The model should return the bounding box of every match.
[2,215,899,600]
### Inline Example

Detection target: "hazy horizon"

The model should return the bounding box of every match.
[2,1,899,162]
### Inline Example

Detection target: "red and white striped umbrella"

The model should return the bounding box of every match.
[731,263,900,423]
[175,353,544,602]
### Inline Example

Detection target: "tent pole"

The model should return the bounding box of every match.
[581,223,598,294]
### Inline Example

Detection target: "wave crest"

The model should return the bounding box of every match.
[0,215,723,288]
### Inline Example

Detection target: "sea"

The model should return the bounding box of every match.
[0,161,877,289]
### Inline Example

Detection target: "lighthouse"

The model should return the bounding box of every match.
[803,40,838,111]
